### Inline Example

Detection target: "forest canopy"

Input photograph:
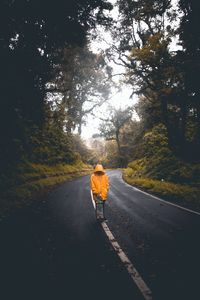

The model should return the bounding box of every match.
[0,1,200,208]
[95,0,200,167]
[0,0,112,170]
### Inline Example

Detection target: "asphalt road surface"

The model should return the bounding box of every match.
[0,170,200,300]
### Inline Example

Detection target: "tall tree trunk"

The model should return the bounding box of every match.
[115,129,121,154]
[77,107,83,135]
[115,128,122,167]
[196,100,200,144]
[78,122,82,135]
[180,96,187,150]
[161,95,173,147]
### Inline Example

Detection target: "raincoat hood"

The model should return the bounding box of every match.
[94,164,105,173]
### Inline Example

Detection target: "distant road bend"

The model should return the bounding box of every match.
[0,170,200,300]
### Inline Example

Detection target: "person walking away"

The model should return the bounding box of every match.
[90,164,109,220]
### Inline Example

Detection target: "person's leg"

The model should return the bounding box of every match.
[95,195,102,220]
[102,201,108,221]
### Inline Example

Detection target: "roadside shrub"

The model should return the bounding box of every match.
[123,170,200,211]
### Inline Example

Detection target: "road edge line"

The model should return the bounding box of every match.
[122,177,200,216]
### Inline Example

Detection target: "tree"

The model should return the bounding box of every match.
[108,0,184,148]
[177,0,200,151]
[119,119,145,160]
[48,46,111,135]
[0,0,113,168]
[99,107,133,166]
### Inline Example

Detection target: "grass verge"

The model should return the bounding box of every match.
[123,168,200,213]
[0,161,92,218]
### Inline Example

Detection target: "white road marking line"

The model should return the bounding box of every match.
[90,189,96,209]
[101,222,152,300]
[90,191,153,300]
[122,177,200,216]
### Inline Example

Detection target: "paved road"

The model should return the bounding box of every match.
[0,170,200,300]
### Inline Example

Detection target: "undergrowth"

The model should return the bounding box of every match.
[123,168,200,212]
[122,124,200,212]
[0,161,92,218]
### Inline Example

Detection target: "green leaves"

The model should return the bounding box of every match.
[98,107,135,166]
[49,45,111,135]
[0,0,115,179]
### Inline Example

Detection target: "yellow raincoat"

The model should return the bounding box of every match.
[90,164,109,201]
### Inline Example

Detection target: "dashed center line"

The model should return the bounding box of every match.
[90,191,153,300]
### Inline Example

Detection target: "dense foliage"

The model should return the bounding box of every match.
[1,0,200,212]
[0,0,112,171]
[94,1,200,213]
[103,0,200,163]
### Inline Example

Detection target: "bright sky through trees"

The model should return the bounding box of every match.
[81,0,181,139]
[81,0,137,139]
